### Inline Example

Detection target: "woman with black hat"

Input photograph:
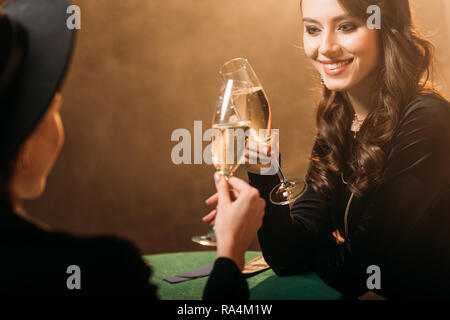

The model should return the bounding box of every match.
[0,0,264,299]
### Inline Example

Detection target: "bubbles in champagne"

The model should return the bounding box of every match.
[231,87,272,142]
[211,122,250,176]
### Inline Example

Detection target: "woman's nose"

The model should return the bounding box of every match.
[318,30,342,57]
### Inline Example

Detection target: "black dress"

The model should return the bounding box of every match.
[249,93,450,299]
[0,202,248,300]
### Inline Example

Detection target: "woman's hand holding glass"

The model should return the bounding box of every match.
[244,131,279,175]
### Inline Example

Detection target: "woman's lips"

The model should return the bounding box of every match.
[321,58,354,76]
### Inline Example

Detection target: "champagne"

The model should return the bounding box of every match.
[231,87,272,142]
[211,121,250,175]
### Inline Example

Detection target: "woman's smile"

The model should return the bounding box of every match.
[319,57,354,76]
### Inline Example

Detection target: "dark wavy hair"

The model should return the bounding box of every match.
[0,154,18,206]
[304,0,441,201]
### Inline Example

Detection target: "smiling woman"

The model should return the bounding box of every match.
[302,8,380,91]
[247,0,450,299]
[302,0,439,200]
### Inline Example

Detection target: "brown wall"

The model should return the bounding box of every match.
[22,0,450,255]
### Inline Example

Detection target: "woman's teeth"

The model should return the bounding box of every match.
[325,59,353,70]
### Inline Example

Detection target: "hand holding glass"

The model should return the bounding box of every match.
[192,80,249,246]
[219,57,306,205]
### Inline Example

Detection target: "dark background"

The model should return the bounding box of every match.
[9,0,449,254]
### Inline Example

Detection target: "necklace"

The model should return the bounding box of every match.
[352,113,364,139]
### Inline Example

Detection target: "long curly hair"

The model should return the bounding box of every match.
[306,0,441,201]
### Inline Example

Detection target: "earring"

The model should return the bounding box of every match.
[320,76,325,85]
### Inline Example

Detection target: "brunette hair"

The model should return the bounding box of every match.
[0,155,18,206]
[305,0,441,201]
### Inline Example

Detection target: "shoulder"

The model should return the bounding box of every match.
[49,232,150,277]
[406,92,450,110]
[394,93,450,142]
[383,92,450,183]
[63,232,142,257]
[0,214,155,297]
[400,93,450,127]
[0,201,149,272]
[58,233,157,298]
[2,218,148,272]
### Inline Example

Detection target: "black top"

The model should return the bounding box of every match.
[249,94,450,299]
[0,202,249,299]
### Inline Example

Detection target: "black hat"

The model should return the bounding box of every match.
[0,0,75,165]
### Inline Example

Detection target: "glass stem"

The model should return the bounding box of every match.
[274,158,289,184]
[266,135,288,185]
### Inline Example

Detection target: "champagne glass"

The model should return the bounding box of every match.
[220,57,306,205]
[192,79,250,246]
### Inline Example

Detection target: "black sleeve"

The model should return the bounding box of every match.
[318,96,450,298]
[3,231,160,299]
[76,236,159,299]
[248,141,333,276]
[202,258,249,300]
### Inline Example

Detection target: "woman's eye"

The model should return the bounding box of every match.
[338,23,356,32]
[305,26,320,35]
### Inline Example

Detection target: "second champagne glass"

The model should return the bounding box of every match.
[220,57,306,205]
[191,79,250,246]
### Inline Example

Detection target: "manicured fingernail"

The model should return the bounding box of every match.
[214,172,221,183]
